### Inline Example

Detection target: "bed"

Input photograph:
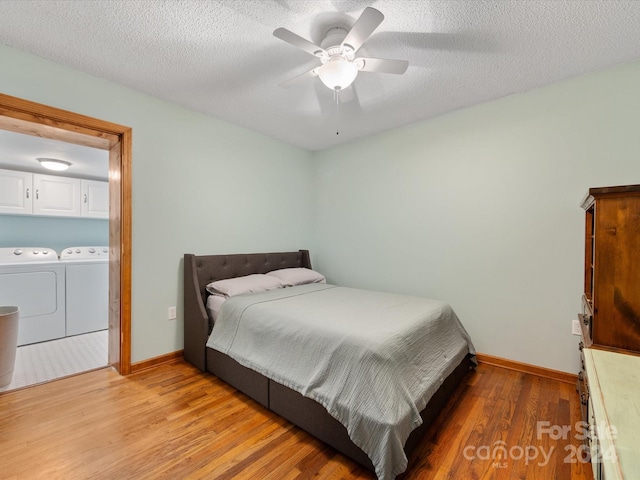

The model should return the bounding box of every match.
[183,250,475,479]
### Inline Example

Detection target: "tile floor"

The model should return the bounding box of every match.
[0,329,108,393]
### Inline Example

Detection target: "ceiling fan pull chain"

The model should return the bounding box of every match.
[335,91,341,135]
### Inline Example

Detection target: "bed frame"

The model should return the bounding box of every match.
[183,250,473,472]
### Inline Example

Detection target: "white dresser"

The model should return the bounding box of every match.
[582,348,640,480]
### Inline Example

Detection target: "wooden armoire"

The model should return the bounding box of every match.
[580,184,640,354]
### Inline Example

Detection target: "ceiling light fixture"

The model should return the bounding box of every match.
[274,8,409,101]
[37,158,72,171]
[318,56,358,91]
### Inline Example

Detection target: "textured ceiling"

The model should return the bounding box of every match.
[1,1,640,151]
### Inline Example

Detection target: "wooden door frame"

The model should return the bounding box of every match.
[0,93,132,374]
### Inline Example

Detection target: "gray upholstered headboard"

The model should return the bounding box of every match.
[183,250,312,371]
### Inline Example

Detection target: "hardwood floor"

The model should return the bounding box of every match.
[0,360,591,479]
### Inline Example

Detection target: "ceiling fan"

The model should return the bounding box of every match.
[273,7,408,96]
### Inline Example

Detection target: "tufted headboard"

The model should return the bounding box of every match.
[183,250,311,371]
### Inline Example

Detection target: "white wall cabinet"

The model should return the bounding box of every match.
[0,168,108,219]
[0,168,33,215]
[81,179,109,219]
[33,174,82,217]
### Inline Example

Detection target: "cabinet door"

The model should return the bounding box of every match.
[33,174,81,217]
[81,179,109,219]
[0,168,33,214]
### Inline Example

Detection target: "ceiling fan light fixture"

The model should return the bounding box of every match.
[274,7,408,94]
[37,158,72,171]
[318,57,358,91]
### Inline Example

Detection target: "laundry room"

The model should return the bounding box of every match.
[0,128,110,392]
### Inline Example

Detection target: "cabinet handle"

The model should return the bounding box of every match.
[84,194,87,203]
[36,189,39,200]
[26,188,29,199]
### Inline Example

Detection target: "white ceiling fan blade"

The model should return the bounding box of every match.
[279,67,319,88]
[356,57,409,74]
[341,7,384,53]
[273,28,326,57]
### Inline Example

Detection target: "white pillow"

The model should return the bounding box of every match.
[206,273,285,297]
[206,294,227,323]
[266,267,326,286]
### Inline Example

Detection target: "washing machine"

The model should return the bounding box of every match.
[61,246,109,336]
[0,247,66,346]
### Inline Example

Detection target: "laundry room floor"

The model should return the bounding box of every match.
[0,330,108,393]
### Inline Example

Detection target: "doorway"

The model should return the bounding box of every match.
[0,93,132,375]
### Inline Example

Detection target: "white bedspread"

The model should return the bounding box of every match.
[207,284,476,479]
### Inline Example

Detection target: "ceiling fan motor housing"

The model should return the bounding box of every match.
[320,27,355,61]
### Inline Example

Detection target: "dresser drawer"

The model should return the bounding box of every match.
[577,341,589,428]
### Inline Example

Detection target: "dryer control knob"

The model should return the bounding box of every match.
[42,250,49,255]
[13,249,23,255]
[66,250,73,254]
[75,249,81,253]
[88,248,96,254]
[33,250,39,254]
[103,248,108,253]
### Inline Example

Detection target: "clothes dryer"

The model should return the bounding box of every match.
[0,247,66,345]
[61,246,108,336]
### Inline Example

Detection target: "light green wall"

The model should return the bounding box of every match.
[0,44,313,362]
[0,215,108,253]
[312,61,640,373]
